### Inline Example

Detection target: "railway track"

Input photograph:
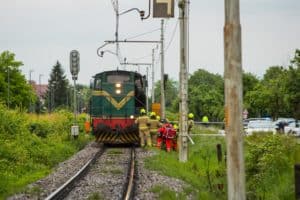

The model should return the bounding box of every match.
[45,145,137,200]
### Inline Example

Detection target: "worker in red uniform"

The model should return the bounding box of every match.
[157,120,177,152]
[135,108,151,147]
[163,123,177,152]
[157,119,167,149]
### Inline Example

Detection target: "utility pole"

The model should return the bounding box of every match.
[224,0,246,199]
[178,0,189,162]
[39,74,43,112]
[29,69,34,112]
[146,66,149,113]
[152,48,155,104]
[112,0,120,58]
[7,66,11,109]
[160,19,166,119]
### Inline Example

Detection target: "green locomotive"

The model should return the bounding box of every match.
[90,70,147,144]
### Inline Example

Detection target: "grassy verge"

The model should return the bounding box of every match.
[144,128,298,199]
[0,105,92,199]
[145,136,227,200]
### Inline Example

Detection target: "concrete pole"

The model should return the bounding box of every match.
[146,66,149,113]
[224,0,246,199]
[152,49,155,104]
[160,19,166,119]
[178,0,189,162]
[39,74,43,112]
[115,0,119,58]
[7,67,10,109]
[29,69,34,112]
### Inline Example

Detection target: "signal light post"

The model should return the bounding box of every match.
[70,50,80,139]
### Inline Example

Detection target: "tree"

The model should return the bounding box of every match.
[45,61,69,111]
[0,51,36,109]
[286,49,300,119]
[188,69,224,121]
[242,72,259,98]
[154,79,179,110]
[244,66,290,119]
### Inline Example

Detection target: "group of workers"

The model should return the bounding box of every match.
[135,108,194,152]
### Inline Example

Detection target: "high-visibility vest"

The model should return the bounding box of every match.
[84,121,90,133]
[149,119,161,132]
[135,116,150,130]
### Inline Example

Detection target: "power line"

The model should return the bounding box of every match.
[124,28,160,40]
[165,20,179,52]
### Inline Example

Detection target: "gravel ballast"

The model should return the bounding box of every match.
[8,143,191,200]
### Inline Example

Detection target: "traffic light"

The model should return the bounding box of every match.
[70,50,80,80]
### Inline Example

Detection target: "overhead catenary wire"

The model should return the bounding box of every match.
[165,19,179,52]
[124,28,160,40]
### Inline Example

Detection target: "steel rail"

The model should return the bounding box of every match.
[45,147,105,200]
[123,147,136,200]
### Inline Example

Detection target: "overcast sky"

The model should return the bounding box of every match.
[1,0,299,88]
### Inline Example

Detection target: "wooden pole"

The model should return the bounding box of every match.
[224,0,246,199]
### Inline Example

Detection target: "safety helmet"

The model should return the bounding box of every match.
[156,115,161,121]
[173,124,178,129]
[140,108,146,114]
[188,113,194,119]
[150,112,156,117]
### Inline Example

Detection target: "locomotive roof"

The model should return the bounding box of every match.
[94,70,143,78]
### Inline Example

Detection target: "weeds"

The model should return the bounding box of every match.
[0,104,92,199]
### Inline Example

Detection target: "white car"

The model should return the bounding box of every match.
[284,121,300,136]
[245,120,276,135]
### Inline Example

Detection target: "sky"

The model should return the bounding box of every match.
[1,0,299,89]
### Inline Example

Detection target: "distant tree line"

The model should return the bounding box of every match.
[0,51,90,113]
[154,49,300,121]
[1,49,299,120]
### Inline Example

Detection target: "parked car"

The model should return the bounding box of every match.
[284,121,300,136]
[245,120,276,135]
[243,117,272,129]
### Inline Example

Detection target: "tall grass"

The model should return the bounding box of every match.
[144,129,298,199]
[145,136,227,200]
[0,104,92,199]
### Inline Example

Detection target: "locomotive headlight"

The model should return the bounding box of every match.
[116,89,121,94]
[115,83,121,88]
[130,115,134,119]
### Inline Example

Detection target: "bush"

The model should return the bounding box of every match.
[245,135,296,199]
[0,105,92,199]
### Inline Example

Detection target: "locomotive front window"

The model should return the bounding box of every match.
[95,79,101,90]
[107,74,130,83]
[135,79,142,89]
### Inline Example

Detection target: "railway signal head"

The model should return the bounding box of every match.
[70,50,80,80]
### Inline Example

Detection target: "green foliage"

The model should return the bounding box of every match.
[244,49,300,119]
[145,136,227,199]
[88,192,104,200]
[150,185,187,200]
[144,128,297,200]
[245,135,296,199]
[45,61,69,111]
[0,104,92,199]
[154,79,179,111]
[0,51,36,109]
[188,69,224,121]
